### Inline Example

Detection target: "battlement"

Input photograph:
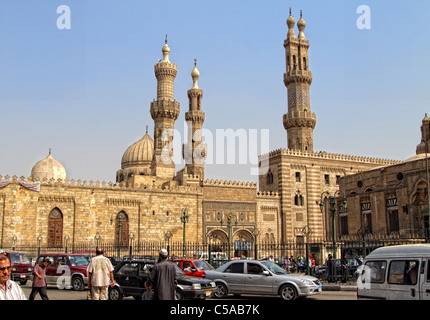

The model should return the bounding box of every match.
[256,190,280,198]
[259,148,402,166]
[203,179,257,188]
[0,175,201,193]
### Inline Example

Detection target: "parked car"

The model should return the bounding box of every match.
[35,253,90,290]
[204,259,322,301]
[172,259,214,278]
[314,257,362,281]
[108,259,216,300]
[0,251,33,285]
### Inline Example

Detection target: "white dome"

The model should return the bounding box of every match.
[31,152,66,181]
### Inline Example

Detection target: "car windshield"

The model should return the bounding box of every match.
[68,255,89,266]
[261,261,287,275]
[9,253,31,264]
[174,264,185,276]
[193,260,214,271]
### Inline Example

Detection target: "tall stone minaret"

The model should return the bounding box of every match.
[283,10,316,152]
[184,59,206,180]
[150,37,180,179]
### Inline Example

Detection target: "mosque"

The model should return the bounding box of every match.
[1,11,418,259]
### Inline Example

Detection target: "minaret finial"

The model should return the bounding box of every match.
[49,148,52,155]
[300,10,302,18]
[289,8,292,16]
[194,58,197,67]
[146,125,149,134]
[165,34,168,44]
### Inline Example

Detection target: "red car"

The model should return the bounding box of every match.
[35,253,90,290]
[173,259,214,278]
[0,251,33,285]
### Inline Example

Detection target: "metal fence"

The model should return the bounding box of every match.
[2,235,427,267]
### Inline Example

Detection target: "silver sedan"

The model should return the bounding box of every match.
[204,260,322,301]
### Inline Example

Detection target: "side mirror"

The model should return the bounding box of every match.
[263,270,271,276]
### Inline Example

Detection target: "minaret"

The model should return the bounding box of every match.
[283,10,316,152]
[150,37,180,179]
[184,59,206,179]
[416,113,430,154]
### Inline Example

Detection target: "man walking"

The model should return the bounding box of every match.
[0,254,26,300]
[29,258,49,300]
[146,249,177,300]
[87,248,115,300]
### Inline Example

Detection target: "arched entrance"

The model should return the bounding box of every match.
[48,208,63,247]
[114,211,129,248]
[233,229,254,258]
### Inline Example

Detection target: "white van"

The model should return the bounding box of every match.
[357,244,430,300]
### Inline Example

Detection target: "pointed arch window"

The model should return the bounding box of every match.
[114,211,130,248]
[48,208,63,247]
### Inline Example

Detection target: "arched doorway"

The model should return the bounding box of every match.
[114,211,129,248]
[233,229,254,258]
[48,208,63,247]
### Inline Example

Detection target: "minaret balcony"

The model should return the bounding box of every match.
[284,70,313,86]
[283,111,316,130]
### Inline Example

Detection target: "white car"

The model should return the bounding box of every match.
[204,259,322,301]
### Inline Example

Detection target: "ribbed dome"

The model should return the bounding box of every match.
[121,133,154,169]
[31,152,67,181]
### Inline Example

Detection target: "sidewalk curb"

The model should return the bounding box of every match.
[322,284,357,291]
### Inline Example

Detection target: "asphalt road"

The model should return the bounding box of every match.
[20,282,356,301]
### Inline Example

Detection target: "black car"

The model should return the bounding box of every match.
[314,257,362,281]
[108,259,216,300]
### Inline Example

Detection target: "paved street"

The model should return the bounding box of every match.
[20,282,356,301]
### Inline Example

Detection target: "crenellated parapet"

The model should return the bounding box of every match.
[258,148,402,166]
[0,174,201,193]
[257,190,280,198]
[203,179,257,188]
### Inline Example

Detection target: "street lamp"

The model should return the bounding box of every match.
[181,208,189,257]
[252,227,260,260]
[320,190,347,259]
[94,234,101,248]
[64,234,71,253]
[423,138,430,242]
[110,212,127,259]
[357,226,370,258]
[164,231,173,256]
[220,214,238,260]
[301,226,312,275]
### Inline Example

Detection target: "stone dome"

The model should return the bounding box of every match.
[121,132,154,169]
[31,152,67,181]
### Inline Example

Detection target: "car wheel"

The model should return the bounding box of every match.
[109,286,123,300]
[214,282,228,299]
[175,289,185,300]
[71,276,84,291]
[279,284,297,301]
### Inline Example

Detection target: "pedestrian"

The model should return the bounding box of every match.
[87,248,115,300]
[146,249,177,300]
[142,282,153,300]
[0,254,26,300]
[29,258,49,300]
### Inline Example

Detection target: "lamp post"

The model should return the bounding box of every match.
[423,138,430,242]
[252,227,260,260]
[220,214,238,260]
[164,231,173,256]
[357,226,369,258]
[320,190,346,260]
[37,235,42,256]
[110,212,126,259]
[94,234,101,248]
[12,235,16,251]
[181,208,189,257]
[64,234,70,253]
[301,226,312,275]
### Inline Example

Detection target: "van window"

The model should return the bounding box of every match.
[388,260,419,285]
[427,260,430,282]
[365,261,386,283]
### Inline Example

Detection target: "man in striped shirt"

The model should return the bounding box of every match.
[0,254,27,300]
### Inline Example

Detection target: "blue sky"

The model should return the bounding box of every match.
[0,0,429,184]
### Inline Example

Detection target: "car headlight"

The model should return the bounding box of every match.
[300,279,314,286]
[28,268,33,272]
[191,283,201,290]
[11,267,17,272]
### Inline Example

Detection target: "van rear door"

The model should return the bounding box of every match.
[421,259,430,300]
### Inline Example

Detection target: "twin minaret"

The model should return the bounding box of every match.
[149,10,313,181]
[283,9,316,153]
[150,38,206,181]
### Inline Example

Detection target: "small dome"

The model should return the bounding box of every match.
[121,133,154,169]
[31,152,66,181]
